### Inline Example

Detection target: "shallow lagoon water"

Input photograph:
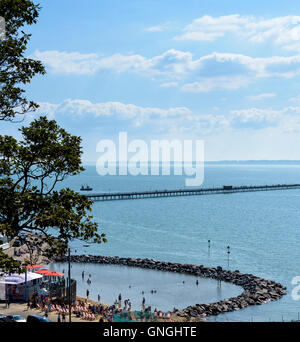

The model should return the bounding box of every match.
[50,262,243,312]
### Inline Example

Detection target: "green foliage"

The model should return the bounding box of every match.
[0,117,106,272]
[0,248,23,273]
[0,0,45,121]
[0,2,106,273]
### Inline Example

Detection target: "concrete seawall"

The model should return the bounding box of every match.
[54,254,286,319]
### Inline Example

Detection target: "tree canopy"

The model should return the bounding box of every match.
[0,1,106,273]
[0,117,106,272]
[0,0,45,121]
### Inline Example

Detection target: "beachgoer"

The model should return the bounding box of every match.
[57,312,61,322]
[196,280,199,286]
[86,289,89,299]
[98,294,100,302]
[82,271,84,279]
[62,312,66,322]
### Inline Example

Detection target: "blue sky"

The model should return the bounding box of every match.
[3,0,300,161]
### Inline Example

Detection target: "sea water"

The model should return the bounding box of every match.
[52,162,300,321]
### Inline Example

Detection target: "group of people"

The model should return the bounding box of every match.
[114,294,132,311]
[73,299,125,322]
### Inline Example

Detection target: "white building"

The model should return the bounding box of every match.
[0,272,43,301]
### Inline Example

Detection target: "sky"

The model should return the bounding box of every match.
[3,0,300,162]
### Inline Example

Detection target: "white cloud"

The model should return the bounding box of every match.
[174,14,300,52]
[37,99,192,127]
[145,26,164,32]
[159,82,178,88]
[174,14,250,41]
[290,94,300,103]
[31,50,101,75]
[181,76,251,93]
[35,99,231,134]
[175,31,224,42]
[31,49,300,92]
[35,98,300,134]
[230,106,300,130]
[247,93,277,101]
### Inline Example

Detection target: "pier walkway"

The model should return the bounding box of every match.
[85,183,300,202]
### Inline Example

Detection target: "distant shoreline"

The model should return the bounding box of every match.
[82,160,300,166]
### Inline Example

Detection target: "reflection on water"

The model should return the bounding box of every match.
[50,262,242,312]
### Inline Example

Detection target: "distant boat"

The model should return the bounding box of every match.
[80,185,93,191]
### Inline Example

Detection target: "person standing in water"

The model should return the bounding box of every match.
[142,297,145,311]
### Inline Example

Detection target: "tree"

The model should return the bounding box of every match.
[0,117,107,272]
[0,1,106,272]
[0,0,45,121]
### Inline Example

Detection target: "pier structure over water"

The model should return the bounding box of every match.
[85,183,300,202]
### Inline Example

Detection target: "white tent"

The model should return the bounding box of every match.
[0,272,43,285]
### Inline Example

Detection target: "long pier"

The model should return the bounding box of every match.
[85,183,300,202]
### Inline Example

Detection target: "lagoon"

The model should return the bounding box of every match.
[50,262,243,312]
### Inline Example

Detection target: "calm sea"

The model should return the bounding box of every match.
[51,162,300,321]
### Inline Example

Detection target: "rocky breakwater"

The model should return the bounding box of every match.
[54,254,287,320]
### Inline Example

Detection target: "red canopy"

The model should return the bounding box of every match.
[46,271,64,277]
[34,269,51,275]
[34,269,64,277]
[26,265,43,269]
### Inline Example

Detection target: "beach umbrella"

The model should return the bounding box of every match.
[38,288,49,296]
[26,265,43,270]
[34,269,51,275]
[46,271,64,277]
